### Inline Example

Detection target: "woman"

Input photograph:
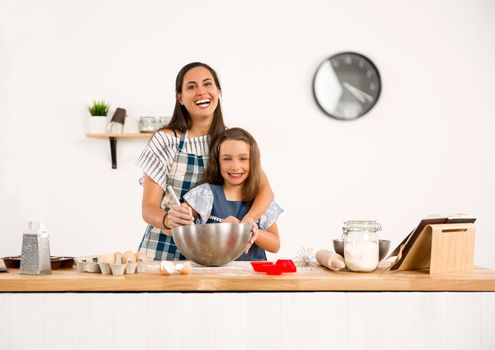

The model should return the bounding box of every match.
[136,62,273,260]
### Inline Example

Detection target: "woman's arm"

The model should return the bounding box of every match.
[142,174,168,232]
[242,168,273,223]
[141,175,193,236]
[254,223,280,253]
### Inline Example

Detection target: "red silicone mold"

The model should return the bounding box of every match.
[251,261,274,272]
[274,259,297,272]
[251,259,297,275]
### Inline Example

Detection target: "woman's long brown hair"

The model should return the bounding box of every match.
[201,128,261,204]
[164,62,226,148]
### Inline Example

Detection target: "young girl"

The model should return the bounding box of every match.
[183,128,282,260]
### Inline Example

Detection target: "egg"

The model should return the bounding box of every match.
[160,261,176,275]
[99,253,115,265]
[176,261,192,275]
[135,251,147,262]
[122,250,136,263]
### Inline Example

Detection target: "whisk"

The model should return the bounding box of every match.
[295,246,315,268]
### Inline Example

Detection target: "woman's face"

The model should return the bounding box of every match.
[219,140,250,188]
[178,66,221,122]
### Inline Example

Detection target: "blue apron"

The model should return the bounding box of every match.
[207,184,267,261]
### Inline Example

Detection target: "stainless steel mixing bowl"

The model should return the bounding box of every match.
[333,239,391,261]
[172,223,253,266]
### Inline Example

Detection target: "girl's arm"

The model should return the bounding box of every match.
[254,223,280,253]
[242,168,273,223]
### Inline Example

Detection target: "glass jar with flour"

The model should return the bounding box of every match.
[342,220,381,272]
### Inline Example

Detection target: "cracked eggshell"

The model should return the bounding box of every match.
[160,261,176,275]
[176,261,192,275]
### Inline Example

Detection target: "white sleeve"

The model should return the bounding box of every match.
[183,184,214,224]
[136,131,177,191]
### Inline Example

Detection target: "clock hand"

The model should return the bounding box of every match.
[343,82,366,103]
[342,82,374,103]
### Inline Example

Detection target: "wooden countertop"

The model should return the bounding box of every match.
[1,262,495,292]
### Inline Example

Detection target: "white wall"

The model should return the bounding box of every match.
[1,0,494,267]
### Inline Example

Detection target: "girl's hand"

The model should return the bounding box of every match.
[223,216,240,224]
[165,203,194,228]
[242,217,259,254]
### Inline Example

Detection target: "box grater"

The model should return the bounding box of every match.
[20,222,52,275]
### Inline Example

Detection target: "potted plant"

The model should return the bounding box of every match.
[88,100,110,134]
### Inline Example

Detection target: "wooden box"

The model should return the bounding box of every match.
[396,223,475,274]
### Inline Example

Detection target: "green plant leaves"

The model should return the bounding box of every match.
[88,100,110,116]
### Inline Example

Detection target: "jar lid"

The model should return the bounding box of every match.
[342,220,382,234]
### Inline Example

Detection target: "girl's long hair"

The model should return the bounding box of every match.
[201,128,261,204]
[164,62,226,148]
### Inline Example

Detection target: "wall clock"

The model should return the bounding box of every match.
[313,52,381,121]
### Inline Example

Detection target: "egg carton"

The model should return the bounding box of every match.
[75,255,146,276]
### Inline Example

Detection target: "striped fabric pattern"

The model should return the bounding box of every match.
[136,130,210,260]
[136,130,209,191]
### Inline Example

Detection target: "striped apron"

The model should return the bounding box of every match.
[138,130,208,260]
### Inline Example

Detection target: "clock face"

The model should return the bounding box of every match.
[313,52,381,120]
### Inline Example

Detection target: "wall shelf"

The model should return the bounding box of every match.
[86,133,153,169]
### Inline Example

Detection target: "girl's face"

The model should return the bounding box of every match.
[219,140,250,187]
[178,66,221,121]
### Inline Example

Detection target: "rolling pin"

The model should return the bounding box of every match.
[316,249,346,271]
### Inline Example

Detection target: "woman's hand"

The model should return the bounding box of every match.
[165,203,194,228]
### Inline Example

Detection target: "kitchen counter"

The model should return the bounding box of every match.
[2,262,495,349]
[1,262,495,292]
